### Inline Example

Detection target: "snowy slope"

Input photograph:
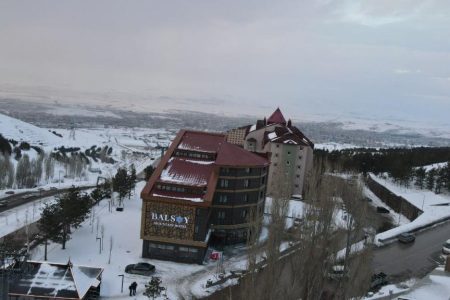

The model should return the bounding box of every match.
[0,112,62,146]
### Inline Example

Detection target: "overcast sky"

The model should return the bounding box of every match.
[0,0,449,125]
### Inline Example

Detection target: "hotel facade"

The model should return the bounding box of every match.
[140,130,269,264]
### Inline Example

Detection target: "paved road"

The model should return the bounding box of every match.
[372,221,450,281]
[0,185,96,213]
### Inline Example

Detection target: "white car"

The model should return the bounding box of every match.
[443,239,450,255]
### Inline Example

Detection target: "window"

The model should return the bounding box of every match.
[219,194,228,203]
[260,190,264,199]
[223,167,230,174]
[245,168,250,174]
[295,184,299,188]
[220,179,229,188]
[296,174,300,178]
[286,161,290,165]
[276,144,279,148]
[242,194,248,202]
[218,211,226,219]
[274,163,278,166]
[195,225,199,234]
[298,156,302,160]
[243,179,249,188]
[241,210,247,218]
[287,151,291,155]
[297,165,301,169]
[261,176,266,184]
[275,153,278,157]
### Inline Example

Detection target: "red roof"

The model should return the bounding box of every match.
[177,131,225,153]
[216,142,269,167]
[267,108,287,125]
[159,158,214,187]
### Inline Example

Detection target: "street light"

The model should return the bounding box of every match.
[96,237,102,254]
[58,170,64,188]
[118,274,125,293]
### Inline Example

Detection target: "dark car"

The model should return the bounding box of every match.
[376,206,390,214]
[370,272,388,290]
[125,262,155,276]
[398,232,415,243]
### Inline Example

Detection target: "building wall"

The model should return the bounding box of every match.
[210,166,267,245]
[143,240,207,264]
[226,128,247,146]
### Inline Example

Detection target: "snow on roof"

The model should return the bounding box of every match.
[71,265,103,299]
[249,124,257,132]
[153,192,204,202]
[177,131,225,153]
[8,261,102,299]
[159,158,214,186]
[268,132,277,140]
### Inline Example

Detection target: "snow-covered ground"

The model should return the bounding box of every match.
[0,112,175,199]
[370,174,450,245]
[27,181,253,299]
[0,196,56,238]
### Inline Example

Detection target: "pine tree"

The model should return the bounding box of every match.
[39,187,92,250]
[113,168,129,206]
[144,165,155,181]
[144,277,166,299]
[38,202,63,260]
[414,167,426,189]
[425,169,436,191]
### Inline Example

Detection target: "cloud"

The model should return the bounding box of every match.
[394,69,422,74]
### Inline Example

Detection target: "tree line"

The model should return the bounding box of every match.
[315,147,450,193]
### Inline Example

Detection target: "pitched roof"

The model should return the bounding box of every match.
[141,129,269,204]
[267,108,287,125]
[8,261,103,299]
[216,142,269,167]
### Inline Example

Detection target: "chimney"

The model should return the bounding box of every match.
[446,256,450,272]
[263,117,267,125]
[287,119,292,127]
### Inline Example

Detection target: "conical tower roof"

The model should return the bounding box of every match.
[267,108,287,125]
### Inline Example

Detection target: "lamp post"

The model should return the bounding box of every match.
[421,194,425,211]
[58,170,64,188]
[96,237,102,254]
[118,274,124,293]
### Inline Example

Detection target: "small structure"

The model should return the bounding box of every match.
[8,260,103,300]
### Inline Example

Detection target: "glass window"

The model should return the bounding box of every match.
[219,194,227,203]
[243,179,249,188]
[218,211,226,219]
[220,179,229,188]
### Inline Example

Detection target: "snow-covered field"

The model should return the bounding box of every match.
[0,112,175,199]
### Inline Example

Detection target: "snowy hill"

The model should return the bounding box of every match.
[0,112,62,146]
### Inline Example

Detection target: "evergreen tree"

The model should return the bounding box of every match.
[144,165,155,181]
[38,202,63,260]
[39,187,92,250]
[144,277,166,299]
[425,169,436,191]
[113,168,129,205]
[414,167,426,189]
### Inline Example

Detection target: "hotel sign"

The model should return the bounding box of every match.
[151,213,190,229]
[144,202,196,240]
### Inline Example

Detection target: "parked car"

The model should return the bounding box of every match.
[5,191,15,195]
[376,206,390,214]
[442,239,450,255]
[125,262,155,276]
[370,272,388,290]
[327,265,346,280]
[398,232,416,243]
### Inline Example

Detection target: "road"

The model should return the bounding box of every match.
[0,185,96,214]
[372,221,450,281]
